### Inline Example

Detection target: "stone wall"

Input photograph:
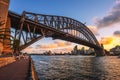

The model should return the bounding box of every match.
[0,0,10,53]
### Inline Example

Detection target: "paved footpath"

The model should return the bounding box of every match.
[0,57,30,80]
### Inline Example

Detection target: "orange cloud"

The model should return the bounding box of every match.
[55,41,66,47]
[99,36,120,50]
[87,26,99,35]
[99,37,114,45]
[36,40,72,49]
[55,40,72,47]
[36,44,57,49]
[22,47,35,53]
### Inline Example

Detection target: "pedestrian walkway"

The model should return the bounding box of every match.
[0,57,30,80]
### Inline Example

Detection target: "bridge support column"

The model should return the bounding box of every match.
[0,0,10,54]
[94,44,105,56]
[95,49,105,56]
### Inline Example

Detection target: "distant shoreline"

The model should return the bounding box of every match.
[30,54,120,56]
[30,54,95,56]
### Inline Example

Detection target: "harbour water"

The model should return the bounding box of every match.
[31,55,120,80]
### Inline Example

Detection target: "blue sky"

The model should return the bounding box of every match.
[9,0,120,53]
[9,0,114,25]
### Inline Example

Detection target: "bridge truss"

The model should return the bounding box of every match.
[8,11,105,56]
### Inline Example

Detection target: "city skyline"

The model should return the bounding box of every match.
[9,0,120,53]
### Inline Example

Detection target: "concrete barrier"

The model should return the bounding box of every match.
[31,59,39,80]
[28,57,39,80]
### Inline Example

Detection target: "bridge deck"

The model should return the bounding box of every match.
[0,57,30,80]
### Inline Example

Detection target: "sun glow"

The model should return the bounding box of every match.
[99,36,120,50]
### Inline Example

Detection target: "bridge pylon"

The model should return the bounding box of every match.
[94,44,105,56]
[0,0,11,54]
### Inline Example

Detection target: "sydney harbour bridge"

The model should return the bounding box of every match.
[0,0,105,56]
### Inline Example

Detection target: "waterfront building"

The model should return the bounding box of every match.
[110,45,120,55]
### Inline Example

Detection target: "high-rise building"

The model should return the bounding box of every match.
[73,45,78,54]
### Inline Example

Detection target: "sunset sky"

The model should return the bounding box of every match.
[9,0,120,53]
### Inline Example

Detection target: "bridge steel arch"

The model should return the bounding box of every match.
[8,11,105,56]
